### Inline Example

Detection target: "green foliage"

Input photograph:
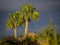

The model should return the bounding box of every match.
[57,34,60,45]
[6,13,16,29]
[15,11,24,26]
[37,33,46,41]
[6,19,13,29]
[0,39,2,44]
[0,34,41,45]
[3,43,13,45]
[42,18,58,45]
[19,4,40,34]
[21,33,40,45]
[20,4,39,21]
[0,36,21,45]
[31,11,39,21]
[6,12,24,29]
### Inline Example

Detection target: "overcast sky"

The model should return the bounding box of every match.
[0,0,60,38]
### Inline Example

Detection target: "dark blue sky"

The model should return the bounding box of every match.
[0,0,60,38]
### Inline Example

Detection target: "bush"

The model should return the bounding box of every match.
[0,33,41,45]
[0,39,2,44]
[21,33,40,45]
[0,37,21,45]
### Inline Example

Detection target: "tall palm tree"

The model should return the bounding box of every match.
[20,4,39,34]
[6,12,24,38]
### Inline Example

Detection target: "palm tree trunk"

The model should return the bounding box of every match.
[14,25,17,38]
[25,20,28,34]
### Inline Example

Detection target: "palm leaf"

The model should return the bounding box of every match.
[6,20,13,29]
[31,11,39,21]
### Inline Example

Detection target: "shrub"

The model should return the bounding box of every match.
[0,37,21,45]
[0,33,41,45]
[21,33,40,45]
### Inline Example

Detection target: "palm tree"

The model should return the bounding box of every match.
[6,12,24,38]
[20,4,39,34]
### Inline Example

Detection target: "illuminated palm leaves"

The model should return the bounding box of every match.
[31,11,39,21]
[20,4,39,34]
[21,4,39,21]
[6,19,13,29]
[6,12,24,29]
[6,4,39,35]
[14,11,24,26]
[6,14,16,29]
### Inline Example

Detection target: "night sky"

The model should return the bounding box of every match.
[0,0,60,38]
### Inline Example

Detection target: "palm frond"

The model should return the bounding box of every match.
[6,20,13,29]
[31,11,39,21]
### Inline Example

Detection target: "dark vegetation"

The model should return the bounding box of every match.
[0,33,60,45]
[57,34,60,45]
[0,33,40,45]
